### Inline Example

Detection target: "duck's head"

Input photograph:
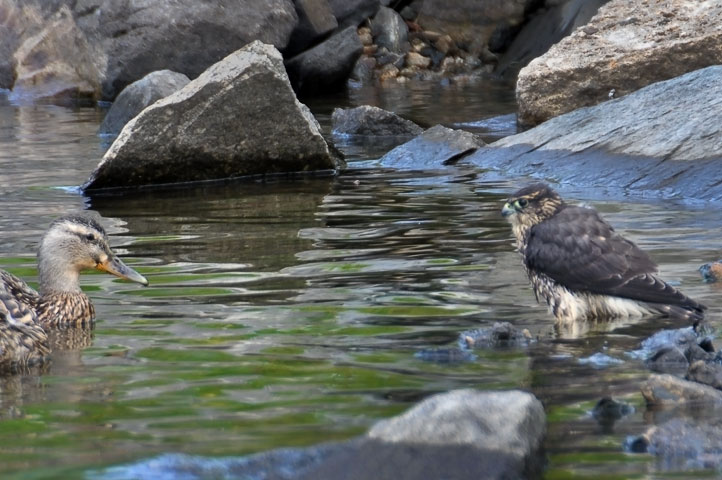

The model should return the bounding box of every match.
[37,214,148,294]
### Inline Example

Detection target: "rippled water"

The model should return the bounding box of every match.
[0,83,720,479]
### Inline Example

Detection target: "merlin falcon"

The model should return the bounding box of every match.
[501,183,705,325]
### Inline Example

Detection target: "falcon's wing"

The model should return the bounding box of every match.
[524,206,694,307]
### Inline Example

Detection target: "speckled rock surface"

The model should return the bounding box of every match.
[517,0,722,126]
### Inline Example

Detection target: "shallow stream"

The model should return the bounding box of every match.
[0,80,719,479]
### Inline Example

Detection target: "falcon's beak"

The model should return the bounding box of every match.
[96,254,149,286]
[501,202,516,217]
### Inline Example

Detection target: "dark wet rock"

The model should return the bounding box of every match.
[626,417,722,470]
[98,70,190,135]
[638,327,717,374]
[459,322,532,349]
[516,0,722,126]
[468,66,722,201]
[285,26,363,94]
[414,347,475,364]
[416,0,534,56]
[90,389,546,480]
[370,6,409,54]
[286,0,338,57]
[380,125,484,169]
[332,105,423,137]
[687,361,722,390]
[83,42,341,191]
[699,337,716,353]
[10,5,103,103]
[328,0,381,29]
[592,397,634,431]
[700,261,722,283]
[645,347,689,375]
[642,374,722,408]
[495,0,608,78]
[349,55,377,83]
[686,343,716,365]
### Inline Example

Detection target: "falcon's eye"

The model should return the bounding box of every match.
[85,233,96,242]
[518,198,528,207]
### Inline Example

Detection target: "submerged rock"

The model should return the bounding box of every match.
[460,322,532,349]
[83,42,341,191]
[468,66,722,200]
[99,70,190,135]
[332,105,423,137]
[516,0,722,126]
[88,389,546,480]
[592,396,634,427]
[380,124,484,169]
[626,417,722,471]
[414,347,475,364]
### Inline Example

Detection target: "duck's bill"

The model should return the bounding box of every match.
[97,255,149,286]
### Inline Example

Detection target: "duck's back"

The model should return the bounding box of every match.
[0,276,48,371]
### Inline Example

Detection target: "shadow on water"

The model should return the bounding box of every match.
[0,85,720,479]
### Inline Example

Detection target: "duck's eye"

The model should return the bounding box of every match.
[518,198,528,208]
[85,233,96,242]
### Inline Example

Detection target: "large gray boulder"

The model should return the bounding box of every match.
[83,41,341,191]
[88,389,546,480]
[74,0,298,100]
[0,0,298,101]
[517,0,722,126]
[467,66,722,200]
[99,70,190,135]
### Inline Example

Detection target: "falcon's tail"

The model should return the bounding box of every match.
[648,301,706,326]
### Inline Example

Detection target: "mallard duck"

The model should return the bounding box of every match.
[0,213,148,371]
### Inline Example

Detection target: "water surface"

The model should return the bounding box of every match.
[0,83,719,479]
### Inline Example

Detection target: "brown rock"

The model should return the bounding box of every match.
[433,34,457,55]
[641,374,722,408]
[406,51,431,68]
[378,63,400,81]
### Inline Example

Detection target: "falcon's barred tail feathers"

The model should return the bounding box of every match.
[501,182,706,325]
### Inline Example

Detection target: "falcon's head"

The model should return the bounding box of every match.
[502,183,564,231]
